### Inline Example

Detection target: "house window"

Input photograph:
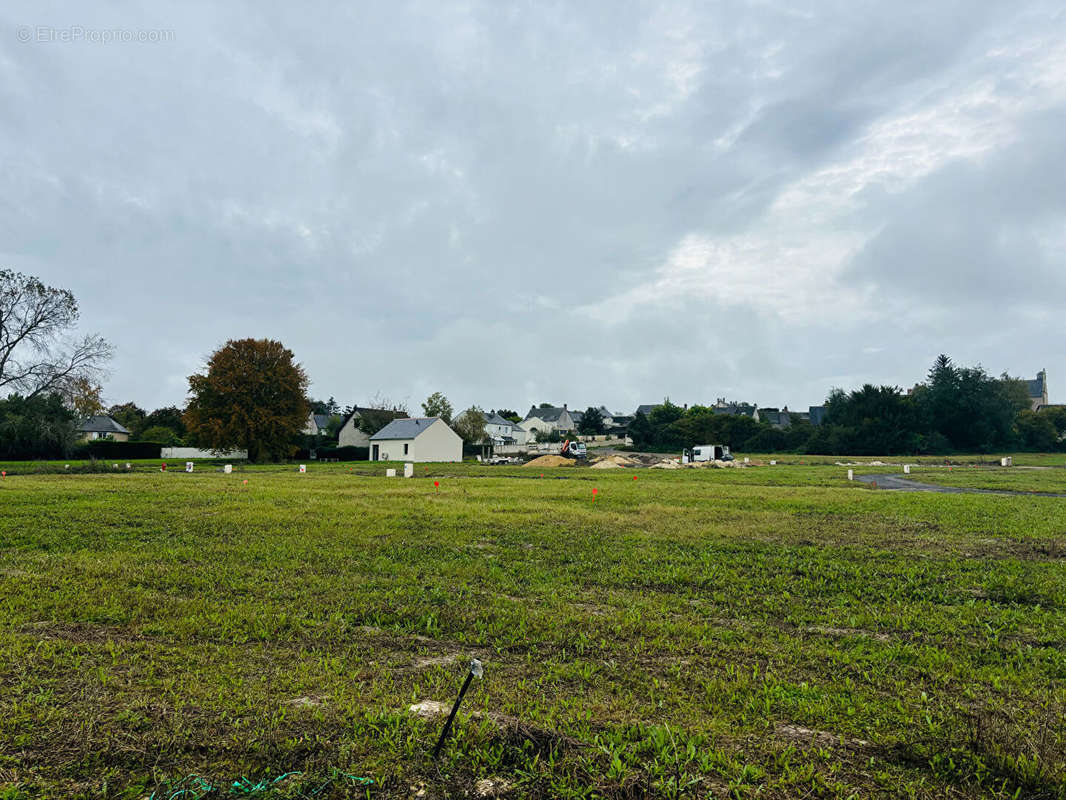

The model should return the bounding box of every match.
[403,443,409,455]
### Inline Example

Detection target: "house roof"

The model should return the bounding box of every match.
[339,406,405,429]
[483,411,517,428]
[77,415,130,435]
[713,403,757,417]
[1027,371,1047,398]
[634,404,660,416]
[370,417,444,440]
[525,405,569,422]
[312,414,330,430]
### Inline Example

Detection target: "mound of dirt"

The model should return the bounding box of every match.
[524,454,574,468]
[591,454,636,468]
[651,459,681,470]
[590,460,622,469]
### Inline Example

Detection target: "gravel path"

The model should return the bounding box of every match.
[855,473,1066,497]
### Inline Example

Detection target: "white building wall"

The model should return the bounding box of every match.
[412,418,463,462]
[338,416,371,447]
[161,447,248,459]
[370,418,462,462]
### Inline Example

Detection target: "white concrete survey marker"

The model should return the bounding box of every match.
[386,468,396,477]
[298,464,307,473]
[903,464,910,474]
[770,460,776,465]
[224,464,232,474]
[185,462,194,473]
[848,469,854,481]
[744,457,750,463]
[404,463,414,478]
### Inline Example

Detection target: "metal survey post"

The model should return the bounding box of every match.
[432,659,483,759]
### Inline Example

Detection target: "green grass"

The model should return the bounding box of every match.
[1,462,1065,798]
[906,467,1066,494]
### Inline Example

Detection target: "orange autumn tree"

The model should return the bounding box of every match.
[185,338,309,462]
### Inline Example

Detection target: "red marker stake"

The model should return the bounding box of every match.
[633,475,637,480]
[592,487,598,501]
[434,480,440,493]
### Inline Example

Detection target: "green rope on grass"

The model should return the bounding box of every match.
[149,769,373,799]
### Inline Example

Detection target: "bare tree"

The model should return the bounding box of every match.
[0,270,113,400]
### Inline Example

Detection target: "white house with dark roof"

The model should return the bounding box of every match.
[337,407,408,448]
[302,412,332,436]
[76,415,131,442]
[368,417,462,462]
[483,412,528,445]
[521,405,576,435]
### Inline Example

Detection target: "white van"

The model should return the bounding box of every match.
[691,444,733,462]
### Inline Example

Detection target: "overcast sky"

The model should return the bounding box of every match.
[1,2,1063,415]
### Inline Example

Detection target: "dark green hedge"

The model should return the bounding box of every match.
[72,440,163,460]
[294,446,369,461]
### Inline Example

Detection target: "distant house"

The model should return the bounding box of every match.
[337,407,407,448]
[712,399,759,420]
[77,415,130,442]
[596,406,618,427]
[368,417,462,462]
[302,412,332,436]
[808,405,827,426]
[483,411,527,445]
[522,405,576,435]
[634,404,661,417]
[758,407,792,429]
[1027,370,1049,411]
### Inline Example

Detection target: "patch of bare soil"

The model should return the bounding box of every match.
[776,723,870,750]
[804,625,893,643]
[523,455,574,468]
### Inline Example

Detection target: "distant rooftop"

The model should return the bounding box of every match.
[77,415,130,435]
[370,417,443,440]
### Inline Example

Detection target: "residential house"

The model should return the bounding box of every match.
[368,417,462,462]
[596,406,618,427]
[1027,370,1049,411]
[808,405,827,426]
[483,411,527,445]
[77,415,131,442]
[757,407,792,429]
[302,412,332,436]
[522,405,577,436]
[634,404,661,417]
[337,407,407,448]
[712,399,759,420]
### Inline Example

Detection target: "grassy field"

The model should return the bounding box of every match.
[1,461,1064,799]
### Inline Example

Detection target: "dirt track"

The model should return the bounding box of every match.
[855,473,1066,498]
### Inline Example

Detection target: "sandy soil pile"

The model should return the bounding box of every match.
[590,454,636,469]
[523,454,574,468]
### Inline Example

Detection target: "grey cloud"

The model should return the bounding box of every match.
[0,0,1062,411]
